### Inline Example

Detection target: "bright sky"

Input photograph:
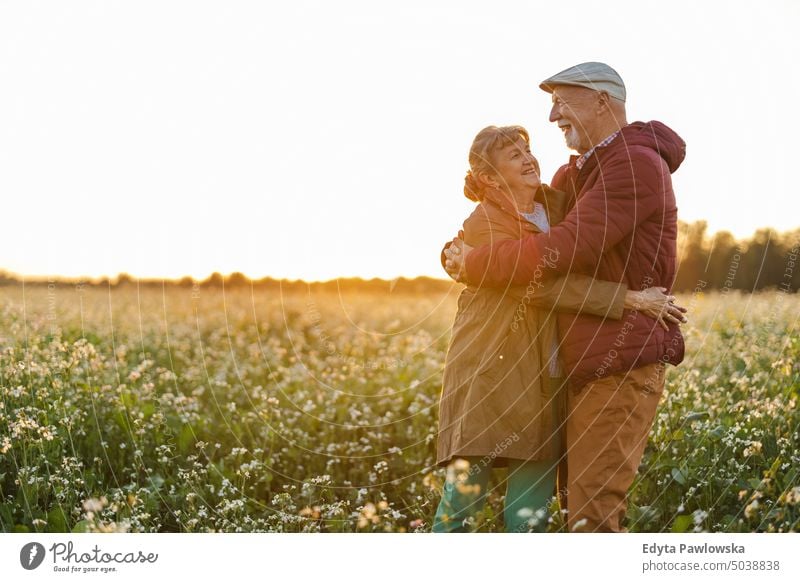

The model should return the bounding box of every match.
[1,0,798,282]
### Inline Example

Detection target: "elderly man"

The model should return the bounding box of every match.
[444,62,686,532]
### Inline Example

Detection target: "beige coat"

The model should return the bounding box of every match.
[436,185,628,466]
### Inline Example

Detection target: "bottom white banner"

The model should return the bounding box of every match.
[1,533,797,581]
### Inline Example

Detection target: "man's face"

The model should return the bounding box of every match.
[548,86,601,154]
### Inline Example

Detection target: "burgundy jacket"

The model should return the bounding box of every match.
[463,121,686,389]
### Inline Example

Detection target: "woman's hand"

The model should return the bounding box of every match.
[624,287,688,331]
[443,237,473,283]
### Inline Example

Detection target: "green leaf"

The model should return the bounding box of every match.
[782,468,798,490]
[684,411,710,422]
[708,425,726,440]
[672,467,688,486]
[149,474,165,490]
[72,520,90,533]
[632,505,661,525]
[671,514,693,533]
[114,410,128,431]
[178,424,195,454]
[0,503,14,528]
[47,507,68,532]
[767,457,782,479]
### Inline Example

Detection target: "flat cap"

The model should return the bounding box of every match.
[539,62,626,102]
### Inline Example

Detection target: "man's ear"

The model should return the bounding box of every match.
[597,91,611,113]
[477,171,498,188]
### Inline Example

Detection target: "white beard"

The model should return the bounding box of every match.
[564,127,582,151]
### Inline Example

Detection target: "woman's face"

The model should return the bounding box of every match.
[490,137,541,194]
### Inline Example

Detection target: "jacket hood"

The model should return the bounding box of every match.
[620,120,686,173]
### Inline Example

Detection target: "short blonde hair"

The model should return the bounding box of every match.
[464,125,530,202]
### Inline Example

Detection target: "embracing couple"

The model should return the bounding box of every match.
[433,62,687,533]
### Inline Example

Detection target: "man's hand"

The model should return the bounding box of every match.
[443,237,473,282]
[624,287,688,331]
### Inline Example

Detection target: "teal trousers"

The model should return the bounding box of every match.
[432,456,557,533]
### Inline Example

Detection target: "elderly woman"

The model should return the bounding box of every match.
[432,125,682,533]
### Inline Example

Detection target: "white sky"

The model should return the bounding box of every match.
[1,0,798,281]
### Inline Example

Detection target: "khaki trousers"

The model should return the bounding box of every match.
[566,362,665,532]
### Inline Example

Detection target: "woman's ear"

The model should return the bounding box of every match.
[477,171,499,188]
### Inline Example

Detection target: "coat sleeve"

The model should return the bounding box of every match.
[439,206,492,274]
[503,274,627,320]
[464,148,668,287]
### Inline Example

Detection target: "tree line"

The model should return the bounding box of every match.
[673,221,799,293]
[1,222,797,294]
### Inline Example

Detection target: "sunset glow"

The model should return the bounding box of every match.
[1,0,798,282]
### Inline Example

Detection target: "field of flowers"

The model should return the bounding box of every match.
[0,282,798,532]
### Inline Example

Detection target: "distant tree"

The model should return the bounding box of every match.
[706,230,739,289]
[226,272,250,287]
[254,277,280,291]
[0,270,15,286]
[202,272,224,287]
[671,222,799,293]
[738,229,781,291]
[1,224,797,294]
[674,221,708,291]
[114,273,134,286]
[780,230,800,291]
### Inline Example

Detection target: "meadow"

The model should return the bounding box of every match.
[0,282,798,532]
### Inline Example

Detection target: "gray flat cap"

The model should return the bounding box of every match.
[539,62,626,102]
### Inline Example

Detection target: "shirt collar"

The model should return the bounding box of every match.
[482,186,542,230]
[575,129,621,170]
